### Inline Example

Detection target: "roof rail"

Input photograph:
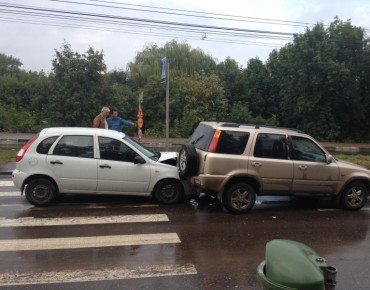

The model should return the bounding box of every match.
[220,123,240,127]
[219,122,304,133]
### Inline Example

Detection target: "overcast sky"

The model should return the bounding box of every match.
[1,0,369,73]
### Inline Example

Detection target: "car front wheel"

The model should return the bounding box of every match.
[154,180,184,204]
[223,183,256,214]
[341,181,368,210]
[25,178,57,206]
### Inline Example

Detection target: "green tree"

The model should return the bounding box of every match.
[0,55,52,132]
[49,43,110,126]
[266,18,370,140]
[171,73,228,136]
[243,58,275,119]
[0,53,22,76]
[126,40,219,137]
[216,57,245,104]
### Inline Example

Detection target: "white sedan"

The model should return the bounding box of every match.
[12,127,190,206]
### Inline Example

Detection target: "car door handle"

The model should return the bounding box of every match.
[298,165,308,170]
[99,164,112,169]
[251,162,262,167]
[50,160,63,165]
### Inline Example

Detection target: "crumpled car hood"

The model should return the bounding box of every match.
[158,151,178,162]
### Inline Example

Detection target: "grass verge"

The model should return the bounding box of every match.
[334,154,370,169]
[0,148,17,165]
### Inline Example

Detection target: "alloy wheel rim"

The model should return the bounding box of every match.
[347,187,364,206]
[231,188,250,209]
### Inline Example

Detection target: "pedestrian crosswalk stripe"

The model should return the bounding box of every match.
[0,204,31,207]
[0,233,181,251]
[31,203,159,209]
[0,181,14,186]
[0,214,169,227]
[0,263,197,286]
[0,192,19,197]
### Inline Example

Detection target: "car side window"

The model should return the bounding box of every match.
[289,136,326,162]
[216,131,250,155]
[53,135,94,158]
[36,136,58,154]
[254,133,288,159]
[99,137,137,163]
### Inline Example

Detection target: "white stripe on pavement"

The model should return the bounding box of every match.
[0,191,19,197]
[0,233,180,251]
[0,204,31,208]
[30,203,159,209]
[0,181,14,186]
[0,200,159,209]
[318,208,370,211]
[0,263,197,286]
[0,214,169,227]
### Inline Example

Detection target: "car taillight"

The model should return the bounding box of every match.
[208,130,222,153]
[16,135,39,162]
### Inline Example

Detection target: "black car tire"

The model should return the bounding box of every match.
[178,143,198,178]
[154,179,184,204]
[223,183,256,214]
[340,181,368,210]
[25,178,57,206]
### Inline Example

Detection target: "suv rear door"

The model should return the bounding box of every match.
[249,133,294,193]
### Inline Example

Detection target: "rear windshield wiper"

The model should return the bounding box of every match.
[191,135,204,145]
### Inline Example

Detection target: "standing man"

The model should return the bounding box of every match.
[107,108,135,132]
[93,106,110,129]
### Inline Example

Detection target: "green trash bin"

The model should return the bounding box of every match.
[257,239,337,290]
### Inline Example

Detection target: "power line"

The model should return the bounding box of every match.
[48,0,316,28]
[0,3,295,36]
[0,2,296,48]
[0,16,284,47]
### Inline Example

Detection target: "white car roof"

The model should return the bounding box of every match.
[40,127,126,138]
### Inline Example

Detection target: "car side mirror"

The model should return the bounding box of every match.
[326,154,333,164]
[134,155,146,164]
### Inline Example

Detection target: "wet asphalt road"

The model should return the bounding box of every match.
[0,177,369,290]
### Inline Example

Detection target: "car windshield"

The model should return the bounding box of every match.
[123,135,160,161]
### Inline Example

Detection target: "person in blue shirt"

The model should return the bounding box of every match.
[107,109,135,132]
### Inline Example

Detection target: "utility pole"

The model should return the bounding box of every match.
[161,57,169,151]
[165,60,169,151]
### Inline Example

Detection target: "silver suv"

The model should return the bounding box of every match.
[178,121,370,214]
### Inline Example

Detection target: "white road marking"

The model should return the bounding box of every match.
[0,214,169,227]
[0,263,197,286]
[0,233,180,251]
[0,204,31,207]
[317,208,370,211]
[0,181,14,186]
[0,200,159,208]
[0,191,20,197]
[30,204,159,210]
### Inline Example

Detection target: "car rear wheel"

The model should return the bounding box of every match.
[341,181,368,210]
[25,178,57,206]
[154,179,184,204]
[223,183,256,214]
[178,143,198,178]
